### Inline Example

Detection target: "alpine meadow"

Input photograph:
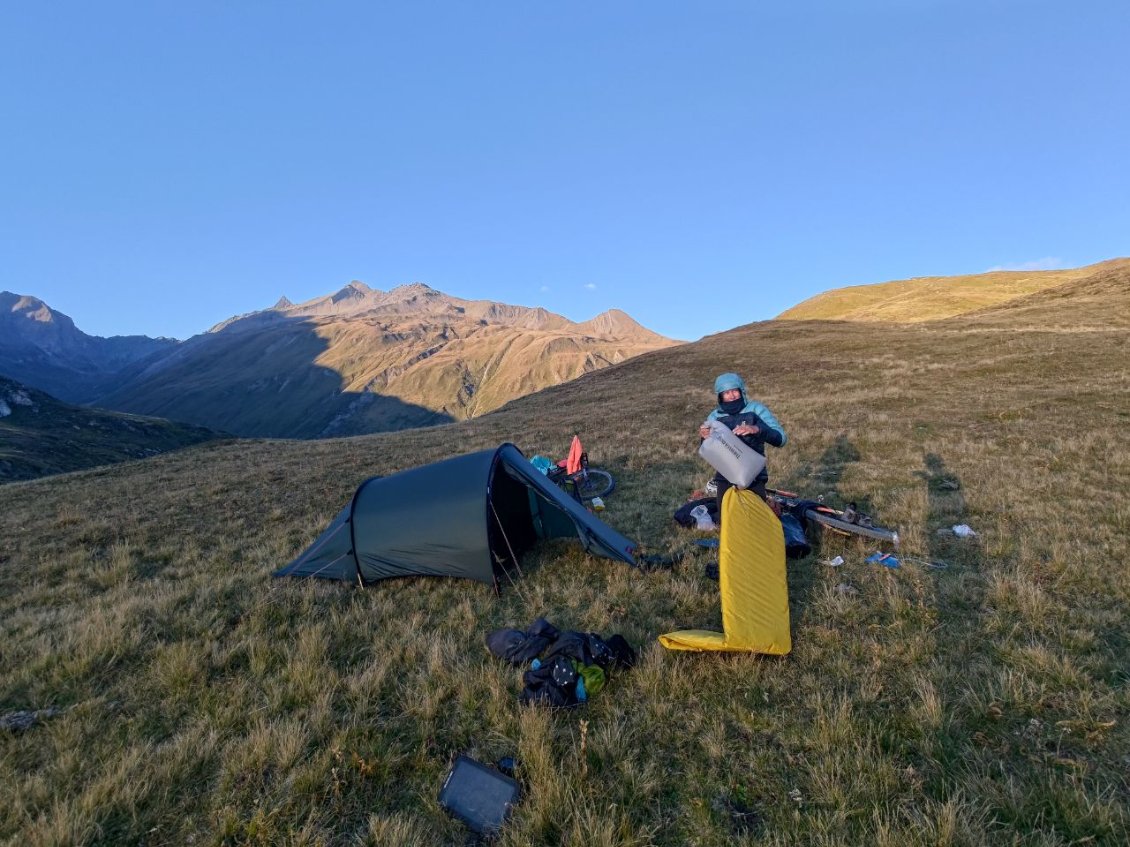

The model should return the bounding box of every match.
[2,260,1129,846]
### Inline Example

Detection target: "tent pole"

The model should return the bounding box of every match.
[489,497,525,580]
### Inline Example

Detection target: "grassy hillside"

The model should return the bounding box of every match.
[0,378,221,484]
[2,263,1128,845]
[777,258,1129,323]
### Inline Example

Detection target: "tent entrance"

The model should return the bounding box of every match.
[486,458,577,584]
[486,460,536,585]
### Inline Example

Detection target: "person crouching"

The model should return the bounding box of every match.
[697,372,787,518]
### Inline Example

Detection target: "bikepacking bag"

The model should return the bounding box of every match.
[698,419,766,488]
[779,512,811,559]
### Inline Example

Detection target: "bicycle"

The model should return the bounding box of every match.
[546,451,616,503]
[767,488,899,547]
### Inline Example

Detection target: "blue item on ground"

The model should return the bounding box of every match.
[866,552,900,568]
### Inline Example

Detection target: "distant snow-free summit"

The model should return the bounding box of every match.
[2,282,677,439]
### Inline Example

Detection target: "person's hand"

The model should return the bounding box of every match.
[698,424,711,439]
[733,423,760,437]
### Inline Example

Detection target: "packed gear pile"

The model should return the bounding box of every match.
[487,618,637,707]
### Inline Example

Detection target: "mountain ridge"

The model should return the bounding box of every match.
[776,258,1130,324]
[0,292,179,402]
[0,375,219,483]
[2,282,677,439]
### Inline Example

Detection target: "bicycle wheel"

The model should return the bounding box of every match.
[804,508,899,546]
[573,468,615,500]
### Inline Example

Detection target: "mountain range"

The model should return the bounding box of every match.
[0,292,177,402]
[0,282,677,439]
[4,259,1126,484]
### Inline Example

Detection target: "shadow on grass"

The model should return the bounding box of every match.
[917,452,978,568]
[780,432,872,560]
[783,432,874,514]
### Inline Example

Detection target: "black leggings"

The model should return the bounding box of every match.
[715,475,768,524]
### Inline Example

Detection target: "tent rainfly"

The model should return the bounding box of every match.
[274,443,637,589]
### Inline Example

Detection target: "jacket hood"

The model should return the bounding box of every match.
[714,372,747,398]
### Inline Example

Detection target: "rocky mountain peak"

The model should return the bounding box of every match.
[387,282,439,298]
[3,292,56,324]
[331,281,372,303]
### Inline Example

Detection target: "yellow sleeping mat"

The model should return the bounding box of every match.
[659,488,791,654]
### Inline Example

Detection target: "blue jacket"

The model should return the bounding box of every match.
[706,373,786,484]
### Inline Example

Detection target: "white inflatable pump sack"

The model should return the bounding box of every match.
[698,419,767,489]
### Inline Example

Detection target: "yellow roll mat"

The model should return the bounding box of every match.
[659,488,791,655]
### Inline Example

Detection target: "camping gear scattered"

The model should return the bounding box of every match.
[487,618,560,664]
[542,436,616,503]
[674,496,718,529]
[698,419,767,489]
[487,618,637,707]
[823,555,845,568]
[529,455,554,475]
[274,443,637,591]
[689,504,716,530]
[866,551,900,569]
[767,488,899,547]
[660,489,791,655]
[564,434,583,475]
[951,524,977,538]
[590,496,605,511]
[438,755,520,835]
[779,512,811,559]
[678,495,808,558]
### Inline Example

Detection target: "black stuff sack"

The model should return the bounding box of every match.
[780,512,811,559]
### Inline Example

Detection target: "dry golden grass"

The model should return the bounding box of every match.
[777,258,1129,324]
[2,264,1128,845]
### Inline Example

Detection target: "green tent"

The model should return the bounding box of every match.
[274,443,637,589]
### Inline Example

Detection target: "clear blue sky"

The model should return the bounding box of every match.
[2,1,1127,341]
